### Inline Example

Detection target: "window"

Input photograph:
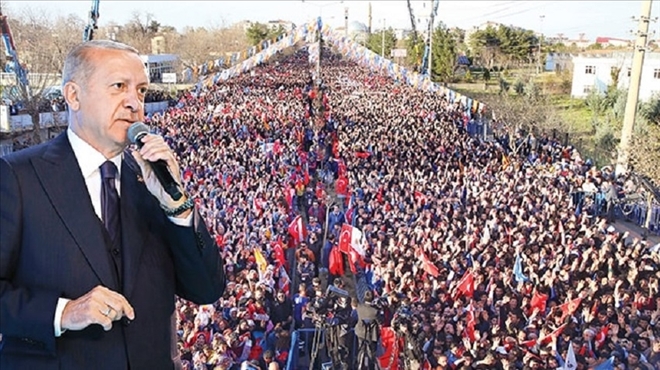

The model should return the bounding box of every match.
[583,85,593,94]
[627,68,632,77]
[654,69,660,79]
[585,65,596,74]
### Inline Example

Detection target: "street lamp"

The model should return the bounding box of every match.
[381,18,386,57]
[301,1,344,86]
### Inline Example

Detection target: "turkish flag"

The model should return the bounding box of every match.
[454,270,475,299]
[355,151,370,159]
[557,297,582,321]
[287,216,306,244]
[329,245,345,276]
[530,291,548,315]
[465,303,476,342]
[538,323,567,346]
[418,249,439,277]
[337,160,347,178]
[336,176,349,198]
[378,327,399,370]
[271,241,286,270]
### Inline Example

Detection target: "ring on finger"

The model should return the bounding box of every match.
[103,306,112,317]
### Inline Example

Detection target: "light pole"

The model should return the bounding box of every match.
[301,1,344,85]
[537,15,545,74]
[381,18,386,57]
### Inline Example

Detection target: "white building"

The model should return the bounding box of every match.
[570,51,660,101]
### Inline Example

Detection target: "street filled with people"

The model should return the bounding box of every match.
[126,46,658,370]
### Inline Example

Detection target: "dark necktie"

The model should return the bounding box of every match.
[100,161,121,246]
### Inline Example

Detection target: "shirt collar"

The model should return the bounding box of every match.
[67,128,122,179]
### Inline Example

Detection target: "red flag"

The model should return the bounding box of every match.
[418,249,439,277]
[538,323,567,346]
[285,187,295,209]
[530,291,548,315]
[378,327,400,370]
[338,224,353,254]
[287,216,306,244]
[328,245,344,276]
[355,151,371,159]
[595,325,609,349]
[338,160,347,178]
[336,176,349,198]
[557,297,582,321]
[271,242,286,270]
[465,302,476,342]
[454,270,474,299]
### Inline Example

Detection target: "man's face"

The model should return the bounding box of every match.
[67,48,148,157]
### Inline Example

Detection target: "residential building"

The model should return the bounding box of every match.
[570,51,660,100]
[140,54,178,83]
[595,37,631,48]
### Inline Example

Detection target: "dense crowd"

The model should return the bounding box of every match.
[126,45,657,370]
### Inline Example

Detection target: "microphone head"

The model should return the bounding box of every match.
[127,122,150,144]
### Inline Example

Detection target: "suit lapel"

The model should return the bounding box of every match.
[32,133,118,290]
[120,155,147,298]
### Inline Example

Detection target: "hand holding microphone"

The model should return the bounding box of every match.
[128,123,186,210]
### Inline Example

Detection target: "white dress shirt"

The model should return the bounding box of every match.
[54,129,192,337]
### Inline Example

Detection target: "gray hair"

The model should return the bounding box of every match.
[61,40,140,89]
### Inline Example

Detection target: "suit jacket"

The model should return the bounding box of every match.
[354,303,380,342]
[0,133,225,370]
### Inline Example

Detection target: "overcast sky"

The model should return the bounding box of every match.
[5,1,659,41]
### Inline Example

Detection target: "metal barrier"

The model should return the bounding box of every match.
[572,190,660,235]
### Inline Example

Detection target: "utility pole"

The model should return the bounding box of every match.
[427,0,434,77]
[381,18,386,56]
[537,15,545,74]
[616,0,653,176]
[344,7,348,37]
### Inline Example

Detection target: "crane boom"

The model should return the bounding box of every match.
[83,0,100,42]
[0,10,30,100]
[406,0,418,46]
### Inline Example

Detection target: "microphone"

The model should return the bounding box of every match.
[127,122,183,201]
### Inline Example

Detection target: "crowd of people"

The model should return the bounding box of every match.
[129,44,657,370]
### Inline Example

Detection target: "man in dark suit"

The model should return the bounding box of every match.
[354,290,381,370]
[0,40,224,369]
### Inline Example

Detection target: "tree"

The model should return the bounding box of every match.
[405,36,426,72]
[480,92,565,155]
[430,23,457,83]
[245,22,284,47]
[469,24,538,69]
[4,7,85,144]
[365,27,397,58]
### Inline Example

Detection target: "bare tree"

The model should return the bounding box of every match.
[481,92,565,155]
[4,7,84,144]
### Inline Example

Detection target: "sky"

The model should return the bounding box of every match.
[4,0,660,41]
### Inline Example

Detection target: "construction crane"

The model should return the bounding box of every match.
[406,0,419,48]
[83,0,100,42]
[0,9,30,105]
[420,0,439,76]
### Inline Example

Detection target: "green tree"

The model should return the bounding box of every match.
[430,23,457,83]
[365,27,397,58]
[469,24,538,68]
[405,36,426,72]
[246,22,270,46]
[245,22,285,47]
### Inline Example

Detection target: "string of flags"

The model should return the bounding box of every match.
[190,17,486,118]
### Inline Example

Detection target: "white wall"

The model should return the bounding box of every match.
[571,52,660,100]
[0,102,171,134]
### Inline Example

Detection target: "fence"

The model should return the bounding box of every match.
[571,190,660,235]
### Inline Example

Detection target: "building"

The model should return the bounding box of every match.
[140,54,178,83]
[545,53,574,72]
[266,20,296,33]
[595,37,631,48]
[570,51,660,100]
[347,21,369,44]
